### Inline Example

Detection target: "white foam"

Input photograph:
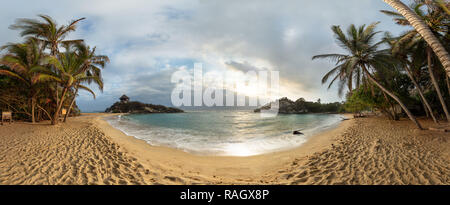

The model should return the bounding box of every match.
[105,113,343,156]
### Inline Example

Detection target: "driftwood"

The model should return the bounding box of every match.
[427,127,449,132]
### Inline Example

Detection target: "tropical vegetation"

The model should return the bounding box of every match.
[315,0,449,129]
[0,15,108,125]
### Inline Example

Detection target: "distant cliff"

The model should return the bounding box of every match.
[105,101,183,114]
[254,97,343,114]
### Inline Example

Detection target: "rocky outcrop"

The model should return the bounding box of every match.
[254,97,344,114]
[254,97,309,114]
[105,101,183,114]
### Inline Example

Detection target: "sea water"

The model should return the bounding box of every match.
[106,110,343,156]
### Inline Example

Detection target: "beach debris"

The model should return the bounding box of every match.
[427,127,449,132]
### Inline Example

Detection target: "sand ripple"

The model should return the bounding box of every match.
[0,122,150,185]
[270,118,450,185]
[0,115,448,185]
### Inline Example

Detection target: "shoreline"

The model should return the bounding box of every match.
[101,112,348,157]
[93,113,355,183]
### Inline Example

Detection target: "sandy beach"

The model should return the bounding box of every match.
[0,113,448,185]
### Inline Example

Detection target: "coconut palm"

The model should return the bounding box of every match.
[312,23,383,97]
[10,15,86,114]
[10,15,85,55]
[384,32,438,123]
[63,42,109,122]
[44,51,100,125]
[0,39,48,123]
[313,23,424,129]
[383,0,450,77]
[381,2,450,121]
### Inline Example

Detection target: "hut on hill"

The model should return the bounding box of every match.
[120,95,130,103]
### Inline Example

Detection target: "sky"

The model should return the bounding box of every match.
[0,0,411,112]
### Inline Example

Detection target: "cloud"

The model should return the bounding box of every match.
[0,0,410,112]
[225,61,269,73]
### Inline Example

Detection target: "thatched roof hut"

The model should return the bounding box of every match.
[120,95,130,103]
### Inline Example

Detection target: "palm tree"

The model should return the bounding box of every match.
[383,0,450,77]
[381,2,450,121]
[312,23,383,97]
[0,39,48,123]
[10,15,85,56]
[44,51,99,125]
[10,15,86,117]
[384,32,439,123]
[63,42,108,122]
[313,23,423,129]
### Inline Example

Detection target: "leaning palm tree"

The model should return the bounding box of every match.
[44,51,99,125]
[383,0,450,77]
[63,42,109,122]
[384,32,438,123]
[0,39,48,123]
[381,2,450,121]
[313,22,423,129]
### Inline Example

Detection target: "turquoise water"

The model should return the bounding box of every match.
[106,110,343,156]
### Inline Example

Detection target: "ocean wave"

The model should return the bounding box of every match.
[105,112,342,156]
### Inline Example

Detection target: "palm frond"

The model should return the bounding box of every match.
[312,54,348,62]
[0,70,29,85]
[36,73,62,83]
[380,10,404,17]
[77,84,96,99]
[322,64,343,84]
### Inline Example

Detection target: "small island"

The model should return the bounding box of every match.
[105,95,184,114]
[254,97,344,114]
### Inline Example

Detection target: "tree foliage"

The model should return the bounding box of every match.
[0,15,108,124]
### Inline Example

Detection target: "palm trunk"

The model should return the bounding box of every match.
[356,69,361,88]
[421,97,430,118]
[427,47,450,121]
[348,73,353,95]
[382,91,398,120]
[362,65,423,130]
[31,95,36,123]
[63,86,78,123]
[404,64,438,123]
[52,86,69,125]
[37,109,41,122]
[51,47,59,119]
[447,75,450,96]
[383,0,450,77]
[55,84,59,109]
[366,74,376,97]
